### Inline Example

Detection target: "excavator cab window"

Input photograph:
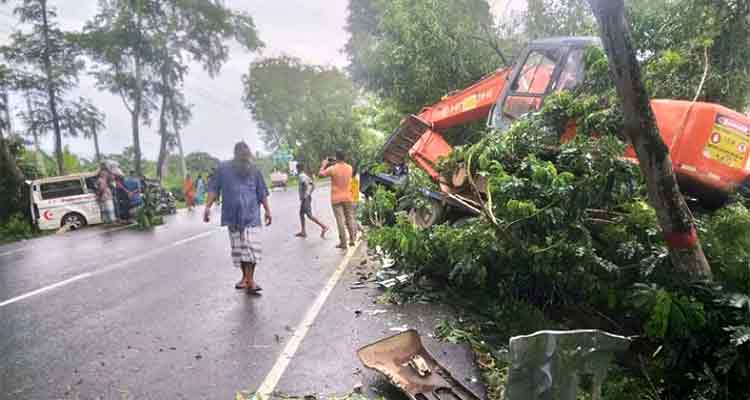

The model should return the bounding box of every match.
[492,45,587,130]
[501,48,562,120]
[554,49,585,92]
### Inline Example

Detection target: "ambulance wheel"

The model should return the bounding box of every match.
[62,213,87,230]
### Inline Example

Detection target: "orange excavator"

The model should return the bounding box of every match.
[362,37,750,227]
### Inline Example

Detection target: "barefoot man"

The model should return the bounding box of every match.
[204,142,272,293]
[295,163,329,239]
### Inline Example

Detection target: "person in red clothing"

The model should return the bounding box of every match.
[183,174,196,210]
[319,150,357,249]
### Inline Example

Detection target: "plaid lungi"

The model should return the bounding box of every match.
[228,226,262,267]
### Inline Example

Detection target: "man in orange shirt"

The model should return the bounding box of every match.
[319,150,357,249]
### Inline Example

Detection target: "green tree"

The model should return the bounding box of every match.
[75,99,105,163]
[2,0,85,175]
[184,152,220,175]
[628,0,750,110]
[151,0,262,181]
[524,0,596,39]
[61,145,81,173]
[81,0,261,178]
[344,0,509,113]
[0,71,26,221]
[80,0,161,177]
[242,56,308,150]
[242,57,364,166]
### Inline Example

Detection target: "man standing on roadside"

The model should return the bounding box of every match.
[319,150,357,249]
[204,141,272,293]
[295,163,329,239]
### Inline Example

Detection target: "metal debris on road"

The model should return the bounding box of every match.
[406,354,431,377]
[504,329,631,400]
[357,330,481,400]
[378,274,411,289]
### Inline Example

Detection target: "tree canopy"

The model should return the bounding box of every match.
[344,0,510,113]
[2,0,88,174]
[242,56,364,167]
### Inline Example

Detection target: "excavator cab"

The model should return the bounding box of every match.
[490,37,598,131]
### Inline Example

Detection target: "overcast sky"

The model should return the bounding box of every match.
[0,0,523,161]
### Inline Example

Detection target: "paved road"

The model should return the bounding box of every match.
[0,186,357,400]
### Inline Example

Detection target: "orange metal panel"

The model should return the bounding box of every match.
[419,69,509,131]
[409,129,454,180]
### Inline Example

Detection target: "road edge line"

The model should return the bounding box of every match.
[252,240,362,399]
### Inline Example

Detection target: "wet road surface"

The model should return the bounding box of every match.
[0,186,358,399]
[0,185,484,400]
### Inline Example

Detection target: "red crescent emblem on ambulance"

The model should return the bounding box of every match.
[43,210,53,220]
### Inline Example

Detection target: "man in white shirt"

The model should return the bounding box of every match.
[295,163,329,238]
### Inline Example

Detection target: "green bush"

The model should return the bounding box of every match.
[135,184,166,230]
[360,186,398,227]
[0,213,33,242]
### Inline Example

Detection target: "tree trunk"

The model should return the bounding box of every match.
[26,95,46,175]
[40,0,65,175]
[131,56,144,176]
[130,4,144,176]
[156,92,170,181]
[169,97,187,180]
[587,0,712,280]
[92,124,101,163]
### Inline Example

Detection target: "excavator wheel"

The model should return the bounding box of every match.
[409,198,445,229]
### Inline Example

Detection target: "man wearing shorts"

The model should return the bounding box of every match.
[295,163,329,239]
[204,142,271,293]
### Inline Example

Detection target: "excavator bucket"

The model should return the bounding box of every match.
[357,330,481,400]
[382,115,431,166]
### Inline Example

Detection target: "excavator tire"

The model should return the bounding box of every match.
[409,198,445,229]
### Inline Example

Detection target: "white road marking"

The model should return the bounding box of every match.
[0,247,27,257]
[253,241,362,399]
[0,273,92,308]
[173,230,217,246]
[0,229,220,308]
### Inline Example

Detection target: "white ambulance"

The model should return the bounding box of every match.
[29,173,103,231]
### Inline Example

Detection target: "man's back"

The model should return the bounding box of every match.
[327,163,353,204]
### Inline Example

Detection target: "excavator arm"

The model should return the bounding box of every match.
[381,68,511,179]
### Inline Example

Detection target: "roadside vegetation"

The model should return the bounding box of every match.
[350,0,750,398]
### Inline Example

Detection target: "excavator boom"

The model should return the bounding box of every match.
[381,68,510,174]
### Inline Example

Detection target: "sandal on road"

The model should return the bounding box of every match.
[295,232,307,238]
[336,243,347,249]
[235,281,250,290]
[247,285,263,294]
